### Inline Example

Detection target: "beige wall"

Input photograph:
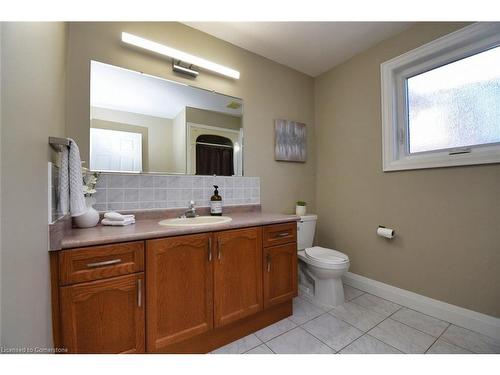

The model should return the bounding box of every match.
[0,22,3,346]
[66,22,316,213]
[186,107,242,131]
[0,23,67,347]
[172,108,187,173]
[314,22,500,317]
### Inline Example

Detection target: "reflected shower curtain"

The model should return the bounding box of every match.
[196,144,234,176]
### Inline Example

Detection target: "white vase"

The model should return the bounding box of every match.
[295,205,306,216]
[74,196,100,228]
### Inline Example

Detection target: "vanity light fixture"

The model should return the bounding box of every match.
[121,32,240,80]
[172,60,199,78]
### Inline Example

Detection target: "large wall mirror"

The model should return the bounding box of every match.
[89,61,244,176]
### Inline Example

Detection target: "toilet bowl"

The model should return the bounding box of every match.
[297,215,350,308]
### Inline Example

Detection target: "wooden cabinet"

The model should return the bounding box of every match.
[59,242,144,285]
[52,221,297,353]
[214,227,263,327]
[263,222,297,247]
[60,273,144,353]
[146,233,213,352]
[263,243,297,308]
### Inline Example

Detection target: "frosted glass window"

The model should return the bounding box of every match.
[90,128,142,172]
[407,46,500,154]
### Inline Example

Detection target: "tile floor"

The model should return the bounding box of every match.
[211,285,500,354]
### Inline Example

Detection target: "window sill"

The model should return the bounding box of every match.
[383,149,500,172]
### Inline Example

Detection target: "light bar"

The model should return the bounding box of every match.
[122,32,240,80]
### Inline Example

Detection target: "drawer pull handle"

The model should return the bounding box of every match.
[276,232,290,238]
[86,259,122,268]
[137,278,142,307]
[208,237,212,262]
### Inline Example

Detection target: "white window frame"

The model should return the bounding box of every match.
[381,22,500,172]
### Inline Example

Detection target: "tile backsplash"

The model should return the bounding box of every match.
[49,162,64,223]
[93,173,260,212]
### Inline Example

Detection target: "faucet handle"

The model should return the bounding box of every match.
[189,200,195,207]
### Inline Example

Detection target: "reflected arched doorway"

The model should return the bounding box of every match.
[195,134,234,176]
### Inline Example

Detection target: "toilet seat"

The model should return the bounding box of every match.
[305,246,349,264]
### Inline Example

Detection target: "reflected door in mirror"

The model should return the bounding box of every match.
[196,144,234,176]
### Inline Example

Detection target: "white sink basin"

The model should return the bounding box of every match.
[158,216,232,227]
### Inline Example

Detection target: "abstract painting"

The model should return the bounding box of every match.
[274,119,307,162]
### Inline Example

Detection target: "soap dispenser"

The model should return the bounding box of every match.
[210,185,223,216]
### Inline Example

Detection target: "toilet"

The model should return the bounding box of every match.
[297,214,350,308]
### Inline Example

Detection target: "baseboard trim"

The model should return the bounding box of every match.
[343,271,500,340]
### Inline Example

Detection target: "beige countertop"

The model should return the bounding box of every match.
[59,212,299,250]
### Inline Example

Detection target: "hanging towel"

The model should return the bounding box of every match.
[58,138,87,217]
[58,145,70,215]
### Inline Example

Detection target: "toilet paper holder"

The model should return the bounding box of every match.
[377,225,395,239]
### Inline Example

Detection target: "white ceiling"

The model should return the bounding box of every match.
[90,61,243,119]
[184,22,414,77]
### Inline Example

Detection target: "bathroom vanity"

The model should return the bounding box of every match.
[49,212,298,353]
[48,59,300,353]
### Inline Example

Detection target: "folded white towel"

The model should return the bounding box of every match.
[101,218,136,226]
[104,211,136,221]
[58,138,86,217]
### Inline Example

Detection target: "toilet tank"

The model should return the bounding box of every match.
[297,214,318,250]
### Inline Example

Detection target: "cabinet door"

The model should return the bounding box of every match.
[263,243,297,308]
[214,227,263,328]
[60,273,144,353]
[146,234,213,351]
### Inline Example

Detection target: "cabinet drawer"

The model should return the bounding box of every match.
[263,222,297,247]
[59,241,144,285]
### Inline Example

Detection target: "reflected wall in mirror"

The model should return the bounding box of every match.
[89,61,243,176]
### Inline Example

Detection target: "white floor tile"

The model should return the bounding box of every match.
[440,325,500,354]
[426,339,472,354]
[343,285,365,301]
[302,313,363,351]
[339,334,402,354]
[211,334,262,354]
[350,293,401,316]
[289,297,324,325]
[330,302,387,332]
[254,318,297,342]
[211,285,499,355]
[266,327,334,354]
[245,344,274,354]
[369,318,436,353]
[391,308,449,337]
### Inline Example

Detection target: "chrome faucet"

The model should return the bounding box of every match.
[183,200,197,218]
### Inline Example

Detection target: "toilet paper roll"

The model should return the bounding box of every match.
[377,227,395,239]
